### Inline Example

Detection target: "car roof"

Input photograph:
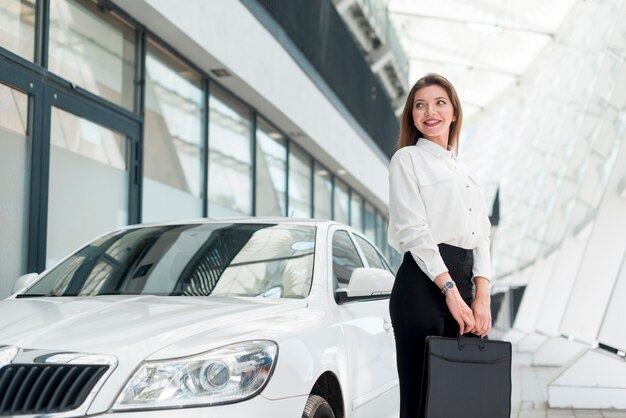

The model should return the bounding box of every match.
[115,217,349,231]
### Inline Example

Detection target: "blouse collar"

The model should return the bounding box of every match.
[415,138,456,160]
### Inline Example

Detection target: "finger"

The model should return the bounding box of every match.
[466,313,476,330]
[475,320,486,336]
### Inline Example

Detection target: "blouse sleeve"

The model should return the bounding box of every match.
[387,150,448,280]
[472,214,492,283]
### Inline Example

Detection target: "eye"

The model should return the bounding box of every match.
[437,100,447,105]
[415,103,423,108]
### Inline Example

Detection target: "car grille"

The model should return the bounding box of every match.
[0,364,108,415]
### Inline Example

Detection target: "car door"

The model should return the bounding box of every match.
[330,228,398,418]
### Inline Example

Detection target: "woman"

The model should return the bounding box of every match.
[388,73,492,418]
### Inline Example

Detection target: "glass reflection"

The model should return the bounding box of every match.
[313,162,332,220]
[142,39,203,222]
[334,179,349,224]
[350,192,363,231]
[208,86,253,217]
[364,202,376,241]
[24,223,316,299]
[0,83,29,297]
[354,235,385,270]
[255,118,287,216]
[376,212,384,250]
[0,0,35,60]
[47,107,128,266]
[288,143,312,218]
[48,0,135,110]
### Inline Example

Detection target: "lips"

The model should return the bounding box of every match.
[423,119,441,127]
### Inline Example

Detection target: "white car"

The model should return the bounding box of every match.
[0,219,399,418]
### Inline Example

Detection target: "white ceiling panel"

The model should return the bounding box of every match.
[389,0,576,119]
[389,0,576,33]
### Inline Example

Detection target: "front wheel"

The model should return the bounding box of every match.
[302,394,335,418]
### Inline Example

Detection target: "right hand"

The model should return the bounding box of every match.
[434,272,475,334]
[444,288,475,335]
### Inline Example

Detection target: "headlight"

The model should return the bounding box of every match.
[0,346,18,367]
[113,340,278,410]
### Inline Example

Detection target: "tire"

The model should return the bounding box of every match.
[302,394,336,418]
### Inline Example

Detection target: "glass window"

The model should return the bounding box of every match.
[0,83,30,297]
[332,230,363,290]
[47,107,129,267]
[333,179,349,224]
[142,39,204,222]
[382,216,392,262]
[354,235,388,271]
[255,118,287,216]
[350,192,363,231]
[0,0,35,61]
[25,223,316,299]
[48,0,135,110]
[364,202,376,241]
[314,162,332,220]
[376,212,385,249]
[208,86,253,217]
[288,143,312,218]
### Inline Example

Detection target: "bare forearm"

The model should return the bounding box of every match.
[433,271,452,289]
[474,276,490,300]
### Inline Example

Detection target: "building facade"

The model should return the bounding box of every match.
[0,0,407,298]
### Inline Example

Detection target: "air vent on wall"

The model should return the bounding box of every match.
[210,68,232,77]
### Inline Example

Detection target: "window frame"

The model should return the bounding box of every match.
[328,225,391,305]
[351,231,394,274]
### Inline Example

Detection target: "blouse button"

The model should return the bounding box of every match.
[472,232,475,235]
[466,185,470,188]
[469,208,472,212]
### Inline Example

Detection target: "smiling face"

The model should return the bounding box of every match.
[412,84,457,145]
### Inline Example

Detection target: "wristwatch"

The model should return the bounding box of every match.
[441,281,455,294]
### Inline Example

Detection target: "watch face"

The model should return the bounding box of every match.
[445,281,454,289]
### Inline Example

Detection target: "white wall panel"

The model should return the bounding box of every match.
[549,349,626,409]
[534,230,590,336]
[512,255,557,332]
[560,138,626,343]
[597,250,626,351]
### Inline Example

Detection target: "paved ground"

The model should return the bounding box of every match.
[511,351,626,418]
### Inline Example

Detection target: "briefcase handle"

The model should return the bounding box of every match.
[457,333,487,351]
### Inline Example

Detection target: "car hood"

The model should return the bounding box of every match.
[0,295,307,359]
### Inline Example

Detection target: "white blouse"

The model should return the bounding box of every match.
[388,138,491,282]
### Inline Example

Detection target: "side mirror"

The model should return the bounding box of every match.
[335,268,394,303]
[12,273,39,294]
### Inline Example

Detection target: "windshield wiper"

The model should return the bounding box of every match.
[15,294,56,298]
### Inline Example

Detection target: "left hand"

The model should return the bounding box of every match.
[469,277,492,337]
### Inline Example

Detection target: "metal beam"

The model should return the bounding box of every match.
[389,10,555,37]
[407,56,522,78]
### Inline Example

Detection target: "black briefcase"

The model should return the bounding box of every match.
[423,335,512,418]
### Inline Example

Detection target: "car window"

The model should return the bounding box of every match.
[353,235,390,272]
[332,230,363,290]
[21,223,316,299]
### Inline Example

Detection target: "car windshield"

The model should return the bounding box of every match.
[20,223,316,299]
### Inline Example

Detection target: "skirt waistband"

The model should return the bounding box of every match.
[438,242,473,264]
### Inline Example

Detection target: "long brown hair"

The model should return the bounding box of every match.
[395,73,463,153]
